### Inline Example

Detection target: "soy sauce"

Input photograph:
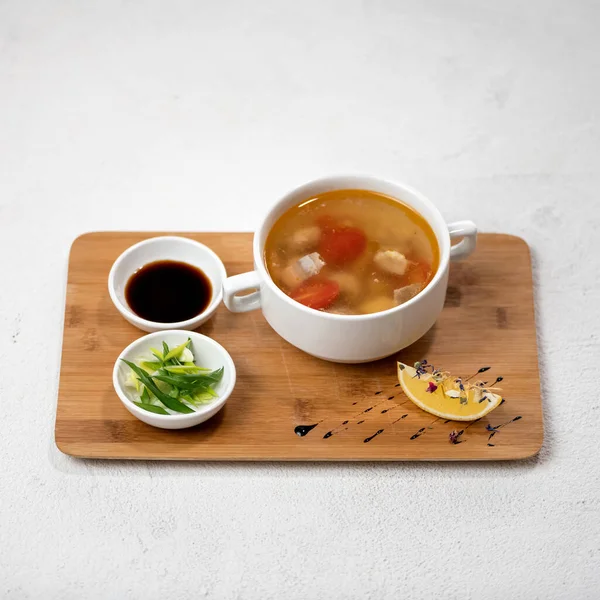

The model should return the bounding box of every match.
[125,260,212,323]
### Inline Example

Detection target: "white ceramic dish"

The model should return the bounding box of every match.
[108,236,226,332]
[113,330,236,430]
[223,174,477,363]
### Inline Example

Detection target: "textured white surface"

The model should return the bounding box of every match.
[1,1,599,598]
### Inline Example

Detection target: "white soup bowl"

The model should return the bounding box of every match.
[222,175,477,363]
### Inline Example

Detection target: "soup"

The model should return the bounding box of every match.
[264,189,439,315]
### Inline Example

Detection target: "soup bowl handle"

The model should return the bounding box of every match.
[448,220,477,261]
[222,271,262,313]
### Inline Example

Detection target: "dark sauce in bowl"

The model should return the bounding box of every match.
[125,260,212,323]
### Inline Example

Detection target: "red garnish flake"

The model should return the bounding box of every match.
[426,382,438,393]
[449,429,463,444]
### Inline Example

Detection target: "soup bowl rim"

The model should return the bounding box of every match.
[253,174,451,321]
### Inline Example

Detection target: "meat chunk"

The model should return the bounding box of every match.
[287,226,321,252]
[373,250,409,276]
[280,252,325,289]
[394,283,423,305]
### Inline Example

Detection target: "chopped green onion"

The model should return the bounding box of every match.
[160,367,223,384]
[140,387,151,404]
[164,365,211,374]
[150,347,164,362]
[153,374,213,392]
[122,360,194,414]
[121,340,223,416]
[134,402,169,415]
[164,339,190,361]
[191,390,216,404]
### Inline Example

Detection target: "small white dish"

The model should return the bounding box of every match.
[108,236,226,332]
[113,330,236,429]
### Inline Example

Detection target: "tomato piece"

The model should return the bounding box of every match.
[319,227,367,265]
[290,278,340,310]
[405,262,431,285]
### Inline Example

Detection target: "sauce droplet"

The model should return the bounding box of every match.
[410,427,426,440]
[294,424,319,437]
[392,414,408,425]
[364,429,384,443]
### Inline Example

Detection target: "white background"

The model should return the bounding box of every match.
[1,1,599,598]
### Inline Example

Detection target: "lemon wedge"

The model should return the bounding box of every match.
[397,362,502,421]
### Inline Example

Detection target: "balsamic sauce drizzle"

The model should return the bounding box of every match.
[393,414,409,424]
[410,428,426,441]
[364,430,384,443]
[465,366,491,382]
[410,417,442,440]
[322,398,392,439]
[363,413,409,443]
[294,423,320,437]
[293,364,522,450]
[381,403,408,415]
[487,415,522,442]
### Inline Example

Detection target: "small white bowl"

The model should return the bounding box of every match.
[108,236,227,332]
[113,330,236,429]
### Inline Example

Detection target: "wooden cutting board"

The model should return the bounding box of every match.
[55,232,543,460]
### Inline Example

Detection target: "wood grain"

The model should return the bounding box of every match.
[55,232,543,460]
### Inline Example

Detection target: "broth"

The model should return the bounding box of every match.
[264,189,439,315]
